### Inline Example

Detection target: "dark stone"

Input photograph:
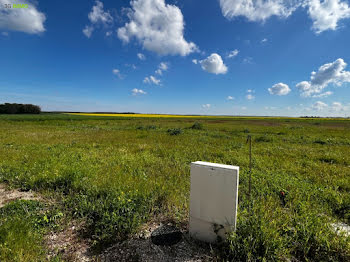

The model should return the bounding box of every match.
[150,225,182,246]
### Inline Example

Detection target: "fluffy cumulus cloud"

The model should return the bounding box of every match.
[219,0,350,33]
[202,104,211,109]
[331,101,346,111]
[268,82,291,95]
[132,88,147,95]
[227,96,234,100]
[308,0,350,33]
[296,58,350,97]
[117,0,197,56]
[88,0,112,24]
[143,75,161,85]
[312,101,328,110]
[219,0,297,22]
[309,101,349,114]
[199,53,228,74]
[0,0,46,34]
[83,1,113,38]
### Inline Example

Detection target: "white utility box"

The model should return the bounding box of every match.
[189,161,239,243]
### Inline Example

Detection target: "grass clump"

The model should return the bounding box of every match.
[255,135,272,142]
[167,128,183,135]
[0,200,62,262]
[65,189,156,249]
[314,139,327,145]
[136,125,157,130]
[190,122,203,130]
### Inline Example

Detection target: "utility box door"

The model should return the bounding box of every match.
[189,161,239,242]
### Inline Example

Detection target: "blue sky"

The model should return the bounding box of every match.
[1,0,350,116]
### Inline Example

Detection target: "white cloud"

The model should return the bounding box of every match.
[261,38,268,43]
[199,53,228,74]
[0,0,46,34]
[117,0,197,56]
[312,101,328,110]
[219,0,350,33]
[192,59,198,64]
[112,69,123,79]
[227,49,239,58]
[88,0,112,24]
[83,26,94,38]
[312,91,333,98]
[159,62,168,71]
[246,94,255,100]
[268,82,291,95]
[331,101,347,111]
[202,104,211,109]
[308,0,350,33]
[243,57,253,64]
[227,96,234,100]
[132,88,147,95]
[83,1,112,38]
[137,53,146,60]
[265,106,278,110]
[219,0,297,22]
[155,62,169,75]
[296,58,350,97]
[246,90,255,100]
[143,75,161,85]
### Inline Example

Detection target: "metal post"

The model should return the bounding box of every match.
[247,135,252,213]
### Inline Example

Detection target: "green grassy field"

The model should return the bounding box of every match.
[0,113,349,261]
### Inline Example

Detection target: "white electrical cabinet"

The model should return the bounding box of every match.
[189,161,239,243]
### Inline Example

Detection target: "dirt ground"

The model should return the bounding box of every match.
[1,183,213,261]
[46,221,214,262]
[0,183,40,208]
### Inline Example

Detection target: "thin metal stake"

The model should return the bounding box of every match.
[247,135,252,213]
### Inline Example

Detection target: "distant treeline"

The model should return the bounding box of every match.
[0,103,41,114]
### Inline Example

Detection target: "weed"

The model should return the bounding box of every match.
[190,122,203,130]
[314,139,327,145]
[255,135,272,142]
[167,128,183,135]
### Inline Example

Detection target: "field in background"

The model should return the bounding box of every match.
[67,112,349,120]
[0,113,349,261]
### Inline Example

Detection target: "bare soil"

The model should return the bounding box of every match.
[0,183,40,208]
[97,222,214,262]
[1,184,213,261]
